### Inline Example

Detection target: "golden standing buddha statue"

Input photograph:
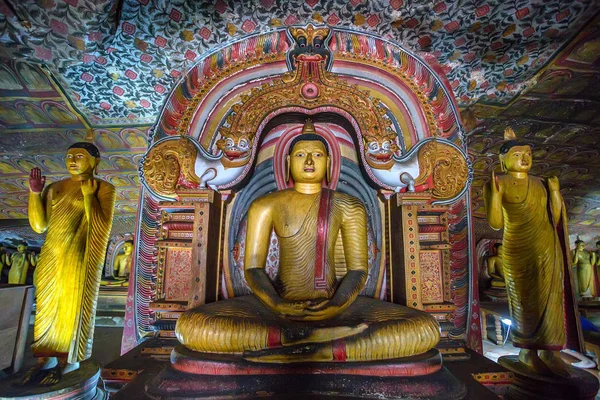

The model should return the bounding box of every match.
[25,143,115,386]
[176,130,440,363]
[484,128,573,377]
[573,239,596,298]
[486,243,505,288]
[7,243,30,284]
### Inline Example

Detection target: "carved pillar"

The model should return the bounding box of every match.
[150,189,222,338]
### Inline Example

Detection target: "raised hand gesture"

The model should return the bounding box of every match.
[490,170,503,195]
[29,168,46,194]
[81,179,98,197]
[548,176,560,192]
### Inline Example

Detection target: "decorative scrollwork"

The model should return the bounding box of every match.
[143,137,200,197]
[416,141,468,200]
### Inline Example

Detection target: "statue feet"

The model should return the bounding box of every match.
[244,343,334,363]
[539,350,570,378]
[518,349,553,376]
[39,366,62,386]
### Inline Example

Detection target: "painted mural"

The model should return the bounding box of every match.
[0,0,595,125]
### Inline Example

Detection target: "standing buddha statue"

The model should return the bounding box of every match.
[7,243,31,284]
[572,239,596,298]
[24,142,115,386]
[176,126,440,362]
[484,127,576,377]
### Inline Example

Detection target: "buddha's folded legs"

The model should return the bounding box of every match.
[176,296,440,362]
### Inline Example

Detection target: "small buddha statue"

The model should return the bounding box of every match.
[0,245,7,281]
[7,243,31,284]
[176,126,440,363]
[486,243,505,288]
[484,128,573,377]
[24,143,115,386]
[573,239,596,298]
[113,241,133,279]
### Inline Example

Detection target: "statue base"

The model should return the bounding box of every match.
[144,346,466,399]
[171,345,442,376]
[498,355,599,400]
[0,360,104,400]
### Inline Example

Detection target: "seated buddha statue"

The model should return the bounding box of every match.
[176,129,440,363]
[486,243,505,288]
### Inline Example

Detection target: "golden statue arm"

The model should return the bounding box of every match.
[592,252,597,268]
[28,190,50,234]
[82,180,113,224]
[547,176,562,227]
[483,173,503,230]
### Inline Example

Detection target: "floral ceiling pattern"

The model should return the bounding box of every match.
[0,0,595,125]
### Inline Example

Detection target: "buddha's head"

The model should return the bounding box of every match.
[123,241,133,255]
[499,141,532,173]
[66,142,101,177]
[596,240,600,250]
[17,242,27,253]
[286,120,331,184]
[494,243,503,256]
[576,240,585,251]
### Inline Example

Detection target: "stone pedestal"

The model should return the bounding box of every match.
[498,355,599,400]
[144,346,466,399]
[0,360,104,400]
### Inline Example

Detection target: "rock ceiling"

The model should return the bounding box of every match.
[0,0,598,236]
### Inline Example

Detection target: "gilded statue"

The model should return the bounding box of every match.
[113,240,133,279]
[484,128,573,376]
[176,122,440,363]
[24,142,115,386]
[573,239,596,298]
[6,243,31,284]
[0,245,7,280]
[595,240,600,275]
[486,243,505,288]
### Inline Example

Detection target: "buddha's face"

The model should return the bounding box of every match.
[123,242,133,255]
[289,140,329,184]
[577,242,585,251]
[17,244,26,252]
[501,145,532,173]
[66,148,98,176]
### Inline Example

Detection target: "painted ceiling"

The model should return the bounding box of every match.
[0,0,598,236]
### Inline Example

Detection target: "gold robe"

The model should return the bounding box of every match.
[32,180,115,363]
[502,177,566,350]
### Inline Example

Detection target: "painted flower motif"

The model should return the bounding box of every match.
[170,70,181,78]
[122,22,136,35]
[113,86,124,96]
[154,36,167,48]
[199,27,211,40]
[475,5,490,17]
[184,50,196,61]
[312,12,323,23]
[469,22,481,32]
[125,100,137,108]
[109,72,119,81]
[152,69,163,78]
[81,72,93,82]
[34,46,52,61]
[502,24,516,37]
[125,69,138,80]
[448,51,461,61]
[516,55,529,65]
[100,102,111,110]
[140,100,151,108]
[496,81,507,90]
[82,54,94,63]
[444,21,459,33]
[50,19,68,35]
[433,2,446,14]
[226,23,237,36]
[95,56,107,65]
[430,20,443,31]
[140,54,152,63]
[135,38,148,52]
[154,84,166,94]
[180,30,194,42]
[269,18,282,27]
[515,7,529,20]
[467,80,477,91]
[353,14,365,26]
[39,0,55,9]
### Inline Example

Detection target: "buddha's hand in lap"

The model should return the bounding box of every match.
[273,299,312,318]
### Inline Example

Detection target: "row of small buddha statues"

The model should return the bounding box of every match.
[0,243,38,285]
[486,239,600,300]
